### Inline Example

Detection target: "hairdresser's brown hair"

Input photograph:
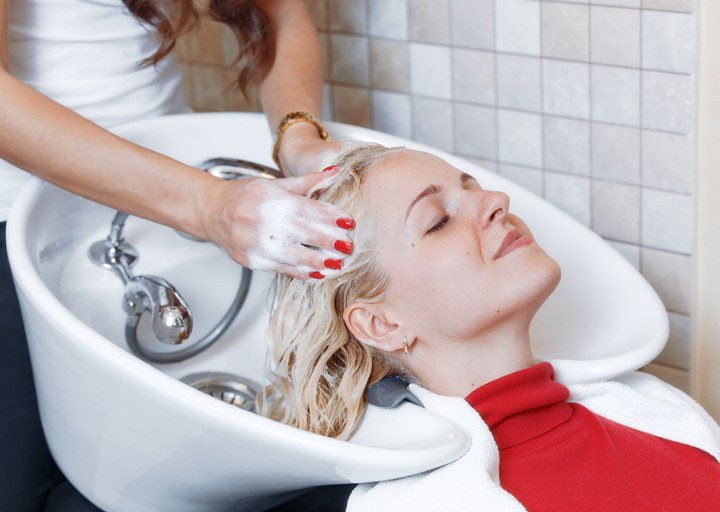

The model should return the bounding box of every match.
[122,0,275,92]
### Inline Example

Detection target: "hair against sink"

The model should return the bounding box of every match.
[259,144,720,511]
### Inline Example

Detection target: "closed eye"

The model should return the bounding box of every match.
[426,214,450,235]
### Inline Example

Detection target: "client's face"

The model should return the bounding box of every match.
[365,150,560,344]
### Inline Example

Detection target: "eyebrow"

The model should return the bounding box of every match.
[404,172,476,223]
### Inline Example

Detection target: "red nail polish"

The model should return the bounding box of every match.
[309,271,324,279]
[336,217,355,230]
[324,258,343,270]
[322,165,339,173]
[334,240,353,255]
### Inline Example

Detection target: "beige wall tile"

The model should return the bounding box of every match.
[543,60,590,119]
[655,312,691,369]
[500,164,543,196]
[219,24,240,67]
[543,117,590,175]
[370,39,409,92]
[590,6,640,67]
[188,65,224,111]
[591,0,639,6]
[410,0,450,44]
[498,110,542,167]
[497,54,541,111]
[640,248,692,314]
[642,0,695,13]
[641,189,694,254]
[592,180,640,243]
[544,172,591,226]
[542,2,589,61]
[329,0,367,33]
[496,0,541,55]
[330,34,369,86]
[642,10,696,73]
[450,0,494,50]
[332,85,371,127]
[453,48,496,105]
[371,90,412,138]
[642,131,695,193]
[454,104,496,160]
[222,71,261,112]
[368,0,409,40]
[642,71,695,133]
[409,43,452,98]
[412,97,454,151]
[641,363,691,393]
[591,124,640,185]
[591,65,640,127]
[180,19,225,66]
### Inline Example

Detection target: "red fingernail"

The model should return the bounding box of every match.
[324,258,343,270]
[309,271,324,279]
[336,217,355,230]
[322,165,340,173]
[334,240,353,255]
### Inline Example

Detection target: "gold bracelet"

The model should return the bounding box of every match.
[272,112,330,172]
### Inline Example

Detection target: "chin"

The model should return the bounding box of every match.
[535,254,562,305]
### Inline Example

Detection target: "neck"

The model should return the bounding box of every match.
[409,322,535,397]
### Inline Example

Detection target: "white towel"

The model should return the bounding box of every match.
[346,371,720,512]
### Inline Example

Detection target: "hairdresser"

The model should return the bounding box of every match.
[0,0,354,510]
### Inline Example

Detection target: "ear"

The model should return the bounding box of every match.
[343,302,403,353]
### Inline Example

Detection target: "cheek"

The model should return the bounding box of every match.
[389,241,499,330]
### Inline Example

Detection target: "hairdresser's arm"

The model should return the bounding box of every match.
[0,1,347,279]
[255,0,343,176]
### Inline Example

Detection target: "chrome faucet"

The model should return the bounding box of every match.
[88,211,193,346]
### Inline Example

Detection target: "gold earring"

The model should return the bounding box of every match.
[402,336,409,355]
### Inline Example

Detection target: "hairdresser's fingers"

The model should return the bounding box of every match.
[285,204,355,261]
[281,244,346,279]
[290,216,354,259]
[246,254,310,280]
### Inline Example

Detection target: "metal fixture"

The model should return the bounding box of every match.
[88,157,279,363]
[181,372,261,412]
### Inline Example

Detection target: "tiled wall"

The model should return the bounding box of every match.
[178,0,697,391]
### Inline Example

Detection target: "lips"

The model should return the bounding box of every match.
[494,229,531,260]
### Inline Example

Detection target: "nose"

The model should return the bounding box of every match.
[471,190,510,229]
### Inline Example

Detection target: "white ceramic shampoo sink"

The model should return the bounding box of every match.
[7,113,668,512]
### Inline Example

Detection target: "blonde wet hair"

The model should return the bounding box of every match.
[257,143,403,439]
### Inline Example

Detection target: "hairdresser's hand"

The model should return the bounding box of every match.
[200,170,354,280]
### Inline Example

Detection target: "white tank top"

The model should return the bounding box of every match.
[1,0,189,221]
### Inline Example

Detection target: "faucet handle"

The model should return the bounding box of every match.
[123,275,193,346]
[154,305,192,345]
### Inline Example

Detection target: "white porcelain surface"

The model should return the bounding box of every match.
[7,113,668,511]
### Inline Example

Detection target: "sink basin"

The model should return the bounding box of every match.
[7,113,668,511]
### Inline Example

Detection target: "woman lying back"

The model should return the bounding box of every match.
[259,144,720,511]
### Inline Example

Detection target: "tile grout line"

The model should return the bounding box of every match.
[492,0,501,181]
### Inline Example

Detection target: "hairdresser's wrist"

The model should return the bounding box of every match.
[277,121,328,176]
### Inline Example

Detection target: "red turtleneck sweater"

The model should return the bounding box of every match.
[465,363,720,511]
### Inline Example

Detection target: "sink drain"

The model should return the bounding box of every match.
[181,373,261,412]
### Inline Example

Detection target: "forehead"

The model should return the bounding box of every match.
[365,150,460,205]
